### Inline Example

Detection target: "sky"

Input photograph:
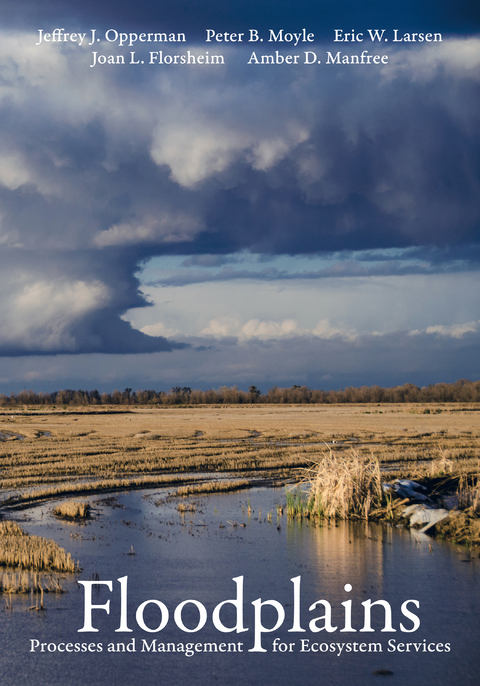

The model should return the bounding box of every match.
[0,0,479,393]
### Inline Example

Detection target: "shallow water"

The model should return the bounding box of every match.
[0,431,25,441]
[1,487,479,686]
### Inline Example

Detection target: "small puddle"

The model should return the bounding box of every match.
[0,431,25,441]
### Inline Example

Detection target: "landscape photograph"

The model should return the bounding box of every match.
[0,0,479,684]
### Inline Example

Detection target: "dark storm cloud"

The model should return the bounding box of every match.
[0,316,187,356]
[0,250,187,354]
[0,30,479,354]
[193,73,480,255]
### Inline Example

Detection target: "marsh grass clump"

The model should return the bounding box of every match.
[303,450,383,519]
[0,521,26,537]
[285,486,313,518]
[52,501,91,519]
[457,474,480,512]
[0,570,64,594]
[0,520,78,572]
[0,570,31,594]
[176,480,251,497]
[435,509,480,546]
[177,502,196,513]
[429,449,455,476]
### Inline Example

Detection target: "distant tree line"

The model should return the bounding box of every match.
[1,379,479,406]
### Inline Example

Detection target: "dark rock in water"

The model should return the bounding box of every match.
[373,669,394,676]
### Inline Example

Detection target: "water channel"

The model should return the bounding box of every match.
[0,487,478,685]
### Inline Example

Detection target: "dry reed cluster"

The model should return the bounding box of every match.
[435,508,480,546]
[457,474,480,512]
[0,520,78,572]
[0,570,64,594]
[303,450,383,519]
[52,501,91,519]
[177,502,196,513]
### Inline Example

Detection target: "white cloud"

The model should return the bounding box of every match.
[150,120,308,188]
[410,321,479,338]
[151,124,249,187]
[200,317,360,341]
[312,318,358,341]
[241,318,298,339]
[382,38,480,82]
[200,317,240,337]
[94,212,202,247]
[0,279,111,351]
[0,153,32,190]
[140,322,179,338]
[200,317,300,339]
[149,67,309,187]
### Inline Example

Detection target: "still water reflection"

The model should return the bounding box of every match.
[0,487,478,686]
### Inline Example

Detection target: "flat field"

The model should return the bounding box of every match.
[0,404,478,507]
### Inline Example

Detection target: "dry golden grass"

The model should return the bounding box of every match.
[302,450,383,519]
[457,474,480,512]
[176,480,251,496]
[177,502,196,513]
[3,474,207,508]
[0,570,64,594]
[0,404,478,506]
[0,520,78,572]
[435,509,480,546]
[0,520,25,536]
[52,501,91,519]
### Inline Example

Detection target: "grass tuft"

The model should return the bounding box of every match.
[176,480,251,497]
[0,570,64,594]
[177,502,196,513]
[302,450,383,519]
[52,501,91,519]
[457,473,480,512]
[0,520,78,572]
[0,521,26,537]
[285,486,313,518]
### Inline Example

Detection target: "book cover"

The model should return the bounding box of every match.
[0,1,478,685]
